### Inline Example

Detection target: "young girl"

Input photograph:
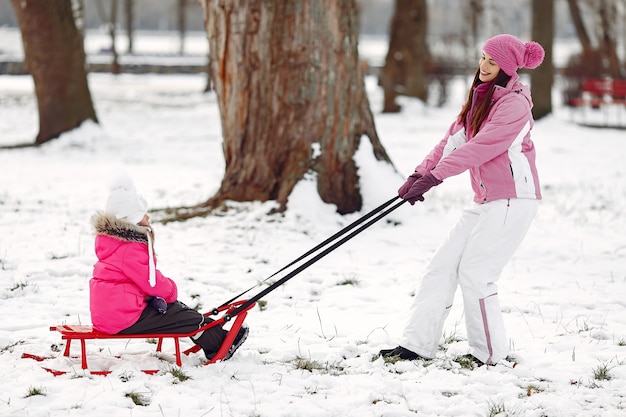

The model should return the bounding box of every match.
[380,34,545,366]
[90,175,248,361]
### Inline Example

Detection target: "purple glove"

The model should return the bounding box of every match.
[402,173,443,205]
[398,172,422,197]
[146,296,168,314]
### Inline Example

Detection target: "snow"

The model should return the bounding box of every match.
[1,30,626,417]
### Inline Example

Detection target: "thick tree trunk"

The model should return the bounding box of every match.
[381,0,429,112]
[531,0,554,120]
[200,0,392,214]
[12,0,98,145]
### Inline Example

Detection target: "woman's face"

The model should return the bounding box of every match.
[479,51,500,83]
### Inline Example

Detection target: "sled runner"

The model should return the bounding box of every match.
[34,299,254,374]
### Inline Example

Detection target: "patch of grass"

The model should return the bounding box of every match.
[372,398,395,405]
[8,281,29,292]
[439,321,463,350]
[453,355,477,370]
[576,317,593,333]
[292,356,345,375]
[592,362,613,381]
[485,400,510,417]
[442,328,462,345]
[294,357,324,372]
[304,385,319,395]
[125,391,150,406]
[24,386,46,398]
[336,276,360,286]
[1,340,25,353]
[169,366,191,383]
[380,354,403,365]
[522,383,545,397]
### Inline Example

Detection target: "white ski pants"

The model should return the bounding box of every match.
[401,198,539,364]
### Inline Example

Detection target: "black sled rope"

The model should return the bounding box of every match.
[220,196,407,321]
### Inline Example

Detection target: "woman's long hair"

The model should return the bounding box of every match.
[457,69,511,135]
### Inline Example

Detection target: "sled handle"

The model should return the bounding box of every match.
[223,197,407,320]
[217,196,402,309]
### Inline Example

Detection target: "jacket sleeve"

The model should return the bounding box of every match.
[120,244,178,303]
[415,120,463,176]
[431,95,530,181]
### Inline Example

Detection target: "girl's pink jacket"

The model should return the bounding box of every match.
[90,214,178,334]
[415,74,542,204]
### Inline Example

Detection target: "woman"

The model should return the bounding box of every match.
[90,174,248,361]
[380,34,545,366]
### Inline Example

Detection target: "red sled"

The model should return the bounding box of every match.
[46,300,254,371]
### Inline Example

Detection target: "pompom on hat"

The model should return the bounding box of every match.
[105,174,148,224]
[482,34,545,76]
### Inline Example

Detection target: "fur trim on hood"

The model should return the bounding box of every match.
[92,213,152,244]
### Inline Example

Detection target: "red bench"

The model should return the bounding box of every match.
[568,78,626,126]
[569,78,626,107]
[48,300,254,372]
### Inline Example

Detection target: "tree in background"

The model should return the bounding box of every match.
[178,0,187,55]
[565,0,624,79]
[198,0,392,215]
[530,0,554,120]
[380,0,429,112]
[125,0,134,53]
[562,0,624,105]
[11,0,98,145]
[95,0,120,73]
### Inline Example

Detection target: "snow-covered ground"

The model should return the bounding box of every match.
[1,29,626,417]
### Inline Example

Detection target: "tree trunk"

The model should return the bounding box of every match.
[380,0,429,112]
[566,0,593,56]
[597,0,622,79]
[464,0,483,61]
[125,0,134,53]
[12,0,98,145]
[531,0,554,120]
[178,0,186,55]
[109,0,120,74]
[200,0,392,214]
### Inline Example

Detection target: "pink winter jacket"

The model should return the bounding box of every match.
[90,213,178,334]
[415,74,541,203]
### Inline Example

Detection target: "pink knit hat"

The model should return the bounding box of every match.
[482,34,545,76]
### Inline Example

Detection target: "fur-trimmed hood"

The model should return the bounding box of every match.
[92,213,153,244]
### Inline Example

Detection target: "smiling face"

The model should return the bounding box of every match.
[478,51,501,83]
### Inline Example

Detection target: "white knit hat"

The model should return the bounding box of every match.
[105,174,148,224]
